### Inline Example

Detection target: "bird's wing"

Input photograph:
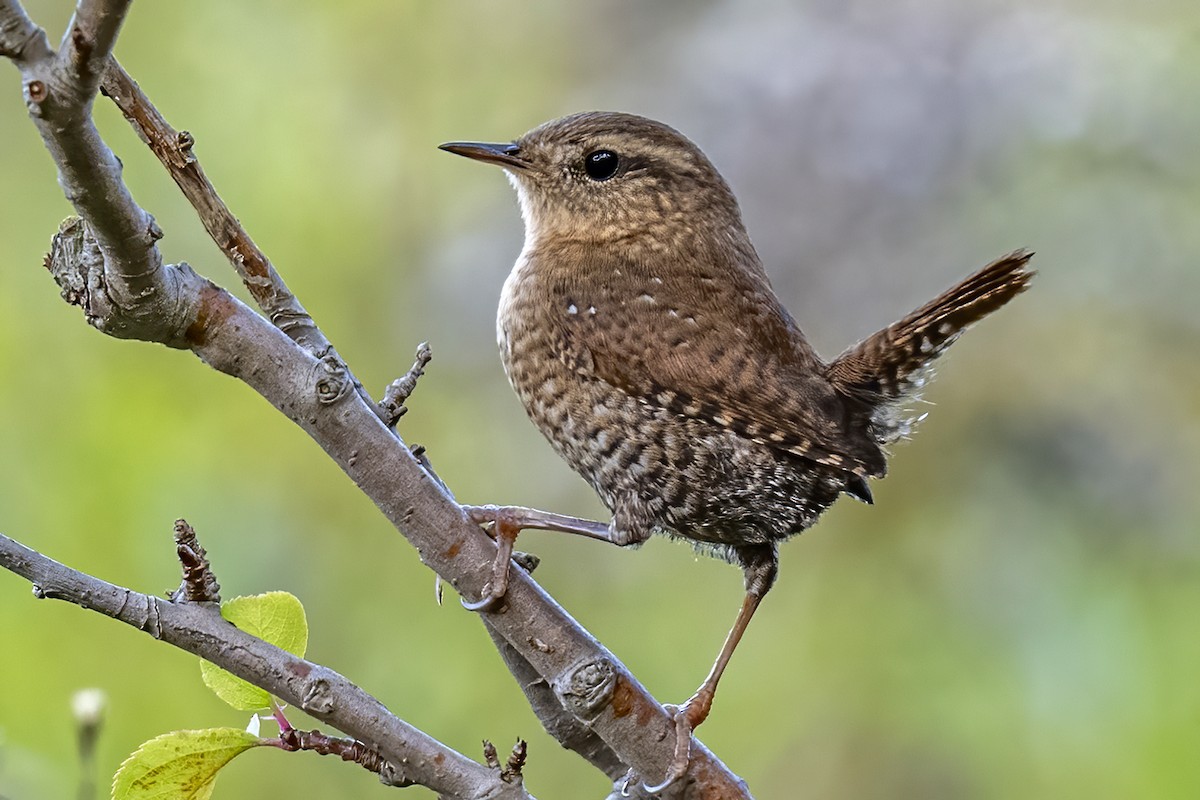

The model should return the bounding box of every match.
[550,249,886,477]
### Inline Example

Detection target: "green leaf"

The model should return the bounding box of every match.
[112,728,261,800]
[200,591,309,710]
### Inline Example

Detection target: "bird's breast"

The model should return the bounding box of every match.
[496,252,574,435]
[494,250,628,490]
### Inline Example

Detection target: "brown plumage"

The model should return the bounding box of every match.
[441,111,1034,789]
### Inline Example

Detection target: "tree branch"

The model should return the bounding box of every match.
[62,0,130,98]
[2,0,190,347]
[1,2,752,796]
[97,59,338,359]
[0,530,530,800]
[483,625,626,780]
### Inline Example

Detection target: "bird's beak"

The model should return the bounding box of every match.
[438,141,529,170]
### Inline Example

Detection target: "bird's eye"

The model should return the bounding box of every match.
[584,150,620,181]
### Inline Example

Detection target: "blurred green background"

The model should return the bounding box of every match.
[2,1,1197,798]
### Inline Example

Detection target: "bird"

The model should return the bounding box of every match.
[440,111,1034,790]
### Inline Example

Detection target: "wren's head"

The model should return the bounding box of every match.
[440,111,748,252]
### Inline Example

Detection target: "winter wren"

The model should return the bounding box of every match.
[441,111,1034,789]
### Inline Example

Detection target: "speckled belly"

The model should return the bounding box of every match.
[497,306,844,554]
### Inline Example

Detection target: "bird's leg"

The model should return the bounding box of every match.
[459,504,616,611]
[643,545,778,793]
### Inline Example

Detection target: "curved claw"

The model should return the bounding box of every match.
[641,704,693,794]
[460,583,504,612]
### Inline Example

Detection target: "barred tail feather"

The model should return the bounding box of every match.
[827,250,1035,439]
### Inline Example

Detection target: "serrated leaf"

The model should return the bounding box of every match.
[112,728,261,800]
[200,591,308,710]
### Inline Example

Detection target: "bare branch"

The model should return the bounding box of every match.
[61,0,131,98]
[97,60,337,359]
[483,624,625,779]
[2,1,186,347]
[0,531,532,800]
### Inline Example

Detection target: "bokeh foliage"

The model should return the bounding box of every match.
[1,1,1197,798]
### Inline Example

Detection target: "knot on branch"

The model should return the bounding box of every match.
[314,354,354,405]
[25,78,47,107]
[45,217,196,348]
[555,657,617,720]
[378,762,415,788]
[301,677,335,714]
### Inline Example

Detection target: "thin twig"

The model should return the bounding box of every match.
[94,59,403,427]
[378,341,433,428]
[274,727,405,785]
[0,531,530,800]
[96,61,336,359]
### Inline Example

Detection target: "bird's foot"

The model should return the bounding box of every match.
[640,693,712,794]
[460,506,522,611]
[458,504,615,611]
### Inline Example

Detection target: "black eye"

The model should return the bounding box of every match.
[584,150,620,181]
